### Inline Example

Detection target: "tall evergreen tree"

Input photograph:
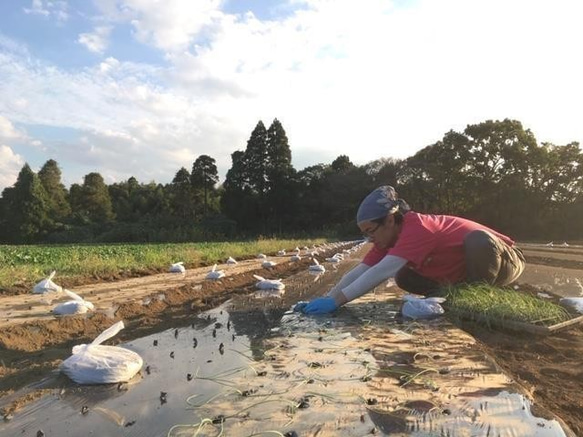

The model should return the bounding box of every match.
[191,155,219,217]
[330,155,355,173]
[245,121,269,196]
[221,150,255,229]
[0,164,51,242]
[266,119,292,177]
[38,159,71,223]
[70,172,115,223]
[222,121,269,231]
[266,118,296,230]
[170,167,196,222]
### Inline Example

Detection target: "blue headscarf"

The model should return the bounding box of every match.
[356,186,410,225]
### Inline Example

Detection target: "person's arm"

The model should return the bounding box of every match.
[333,255,407,306]
[327,263,370,298]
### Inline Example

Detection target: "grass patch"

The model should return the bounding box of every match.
[0,238,327,290]
[441,283,572,329]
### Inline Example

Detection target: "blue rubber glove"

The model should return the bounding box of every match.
[302,297,338,314]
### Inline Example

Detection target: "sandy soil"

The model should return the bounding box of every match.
[1,243,583,435]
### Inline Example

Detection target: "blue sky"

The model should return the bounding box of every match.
[1,0,582,190]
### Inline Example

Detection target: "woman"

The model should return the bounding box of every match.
[298,185,525,314]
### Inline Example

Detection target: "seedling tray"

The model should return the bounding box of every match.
[461,313,583,335]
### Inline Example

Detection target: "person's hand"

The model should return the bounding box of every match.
[302,297,338,314]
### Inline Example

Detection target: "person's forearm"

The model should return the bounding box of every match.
[327,263,370,296]
[340,255,407,303]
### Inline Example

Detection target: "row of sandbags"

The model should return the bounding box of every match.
[33,271,94,315]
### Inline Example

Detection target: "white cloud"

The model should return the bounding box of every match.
[0,116,26,140]
[23,0,69,21]
[78,26,113,54]
[93,0,226,52]
[99,57,120,74]
[0,145,25,192]
[2,0,583,188]
[23,0,49,16]
[128,0,223,52]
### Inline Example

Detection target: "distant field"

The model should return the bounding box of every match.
[0,238,327,289]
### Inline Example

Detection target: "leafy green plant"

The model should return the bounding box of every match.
[441,283,571,328]
[0,238,326,290]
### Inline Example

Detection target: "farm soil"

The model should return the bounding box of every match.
[1,248,583,435]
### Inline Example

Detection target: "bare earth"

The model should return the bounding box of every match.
[1,244,583,435]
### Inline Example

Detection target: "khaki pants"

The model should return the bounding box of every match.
[464,230,525,286]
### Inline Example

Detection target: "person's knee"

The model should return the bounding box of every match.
[394,267,409,290]
[395,267,439,295]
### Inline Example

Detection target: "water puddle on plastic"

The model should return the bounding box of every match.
[0,278,572,436]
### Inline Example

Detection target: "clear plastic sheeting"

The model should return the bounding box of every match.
[61,321,143,384]
[560,297,583,314]
[0,249,573,437]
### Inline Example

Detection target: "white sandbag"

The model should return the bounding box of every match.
[53,290,95,315]
[262,260,277,268]
[33,271,63,294]
[226,256,238,265]
[257,253,267,259]
[61,321,143,384]
[290,251,301,262]
[277,250,286,256]
[325,256,341,263]
[308,259,325,273]
[206,264,225,280]
[401,295,446,320]
[169,262,186,273]
[560,297,583,314]
[253,275,285,290]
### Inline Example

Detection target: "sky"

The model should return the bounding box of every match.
[1,0,582,191]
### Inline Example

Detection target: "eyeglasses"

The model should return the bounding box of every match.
[362,222,382,238]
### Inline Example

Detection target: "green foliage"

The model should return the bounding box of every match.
[1,117,583,244]
[331,155,355,173]
[441,283,571,328]
[38,159,71,222]
[70,172,115,223]
[0,164,52,242]
[0,238,327,289]
[169,167,197,221]
[191,155,219,217]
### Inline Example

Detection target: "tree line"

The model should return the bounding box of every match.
[1,118,582,244]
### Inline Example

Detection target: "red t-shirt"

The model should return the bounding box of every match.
[362,212,515,284]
